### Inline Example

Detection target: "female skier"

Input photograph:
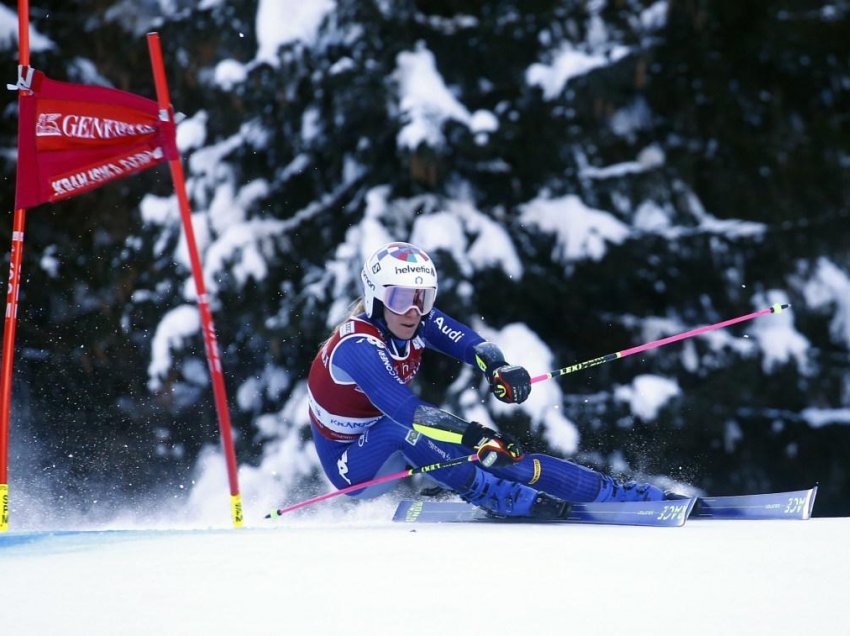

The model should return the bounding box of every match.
[307,241,666,518]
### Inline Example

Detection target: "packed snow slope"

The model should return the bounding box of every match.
[1,498,847,636]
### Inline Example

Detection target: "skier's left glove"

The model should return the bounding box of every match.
[473,342,532,404]
[489,365,531,404]
[461,422,524,468]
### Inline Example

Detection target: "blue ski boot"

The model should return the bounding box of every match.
[594,474,665,502]
[461,469,569,519]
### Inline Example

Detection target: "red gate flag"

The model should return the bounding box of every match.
[15,68,179,209]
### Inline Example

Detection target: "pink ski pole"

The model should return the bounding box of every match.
[531,303,789,384]
[266,453,478,519]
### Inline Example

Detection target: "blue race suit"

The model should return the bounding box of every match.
[307,309,603,501]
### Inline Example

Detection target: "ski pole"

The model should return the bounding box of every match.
[530,303,789,384]
[265,453,478,519]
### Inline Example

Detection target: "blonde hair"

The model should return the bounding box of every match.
[319,298,366,350]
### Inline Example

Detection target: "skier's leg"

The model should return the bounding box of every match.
[492,453,665,502]
[312,418,566,516]
[459,465,568,518]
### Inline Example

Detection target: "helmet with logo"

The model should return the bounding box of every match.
[360,242,438,319]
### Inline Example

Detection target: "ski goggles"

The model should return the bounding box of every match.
[383,286,437,315]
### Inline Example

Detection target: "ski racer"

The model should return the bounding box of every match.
[307,241,668,519]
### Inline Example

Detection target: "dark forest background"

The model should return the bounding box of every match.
[1,1,848,519]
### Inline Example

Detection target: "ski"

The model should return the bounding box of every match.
[393,497,697,527]
[393,486,818,526]
[689,486,818,520]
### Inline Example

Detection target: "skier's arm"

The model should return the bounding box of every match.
[331,337,423,426]
[419,309,485,363]
[421,309,532,404]
[411,405,523,468]
[333,338,522,467]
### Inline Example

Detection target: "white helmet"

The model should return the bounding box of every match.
[361,242,438,318]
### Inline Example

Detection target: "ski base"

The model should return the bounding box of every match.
[393,497,697,527]
[393,486,818,526]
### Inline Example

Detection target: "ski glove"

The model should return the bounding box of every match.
[473,342,532,404]
[461,422,524,468]
[490,365,532,404]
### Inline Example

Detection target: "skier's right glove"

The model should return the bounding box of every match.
[461,422,524,468]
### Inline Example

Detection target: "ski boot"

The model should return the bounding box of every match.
[461,469,569,519]
[594,474,665,502]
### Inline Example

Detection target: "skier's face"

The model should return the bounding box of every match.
[383,305,422,340]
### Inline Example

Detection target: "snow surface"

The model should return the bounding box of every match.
[1,498,847,636]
